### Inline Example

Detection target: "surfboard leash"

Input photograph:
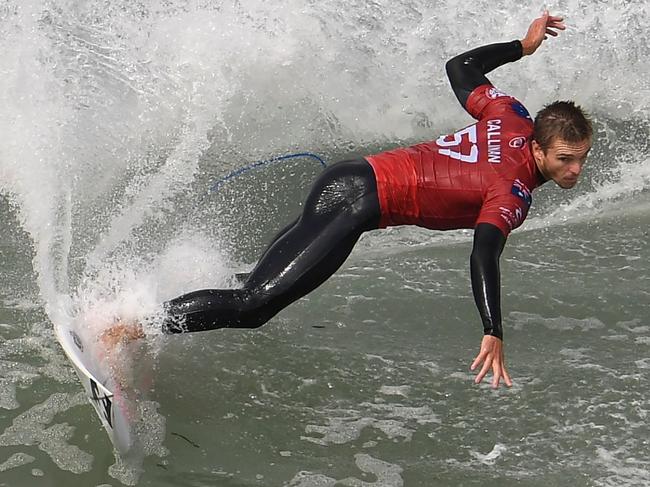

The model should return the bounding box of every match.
[210,152,327,192]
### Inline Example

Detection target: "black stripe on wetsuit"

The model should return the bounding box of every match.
[163,159,380,333]
[447,40,524,340]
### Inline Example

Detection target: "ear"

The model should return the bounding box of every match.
[531,140,544,161]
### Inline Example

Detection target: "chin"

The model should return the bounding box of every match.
[560,181,577,189]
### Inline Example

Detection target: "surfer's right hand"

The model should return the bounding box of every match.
[100,322,145,348]
[520,10,566,56]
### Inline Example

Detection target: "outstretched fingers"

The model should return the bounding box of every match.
[470,347,493,384]
[476,358,492,384]
[470,335,513,388]
[521,11,566,55]
[490,361,513,389]
[502,367,513,387]
[545,13,566,35]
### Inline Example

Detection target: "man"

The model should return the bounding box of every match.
[106,12,592,389]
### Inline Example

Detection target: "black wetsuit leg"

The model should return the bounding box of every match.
[234,218,299,282]
[163,158,381,333]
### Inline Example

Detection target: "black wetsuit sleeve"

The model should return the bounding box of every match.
[470,223,507,340]
[445,40,523,110]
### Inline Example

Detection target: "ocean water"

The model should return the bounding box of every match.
[0,0,648,486]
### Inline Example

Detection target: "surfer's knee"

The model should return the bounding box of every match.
[236,291,275,328]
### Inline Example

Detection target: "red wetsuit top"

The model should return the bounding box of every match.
[366,84,547,237]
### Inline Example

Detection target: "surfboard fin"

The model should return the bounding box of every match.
[235,272,251,283]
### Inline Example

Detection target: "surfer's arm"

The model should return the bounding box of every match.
[445,11,566,109]
[470,223,505,339]
[469,223,512,388]
[445,40,523,109]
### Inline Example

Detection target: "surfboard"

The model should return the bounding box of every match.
[53,321,135,454]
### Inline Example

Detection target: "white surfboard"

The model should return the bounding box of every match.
[53,321,134,454]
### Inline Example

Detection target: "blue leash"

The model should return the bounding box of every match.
[210,152,327,192]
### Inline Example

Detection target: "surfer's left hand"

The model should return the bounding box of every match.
[470,335,513,388]
[100,322,145,348]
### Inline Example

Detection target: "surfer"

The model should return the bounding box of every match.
[108,12,592,388]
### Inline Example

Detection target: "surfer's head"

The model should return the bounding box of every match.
[532,101,593,189]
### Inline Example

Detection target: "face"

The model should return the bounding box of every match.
[532,138,592,189]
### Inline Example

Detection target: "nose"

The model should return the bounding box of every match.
[569,162,582,177]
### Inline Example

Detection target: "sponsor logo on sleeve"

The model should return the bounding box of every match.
[511,179,532,207]
[487,87,509,99]
[509,136,527,149]
[499,206,525,230]
[510,101,532,120]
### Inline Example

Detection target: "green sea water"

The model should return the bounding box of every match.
[0,1,648,485]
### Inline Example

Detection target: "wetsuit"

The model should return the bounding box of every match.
[163,159,381,332]
[163,40,546,339]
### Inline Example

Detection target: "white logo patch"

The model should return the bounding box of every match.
[487,87,509,99]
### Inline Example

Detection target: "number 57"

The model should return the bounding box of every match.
[436,125,478,163]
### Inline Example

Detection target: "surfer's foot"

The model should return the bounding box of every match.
[100,322,145,348]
